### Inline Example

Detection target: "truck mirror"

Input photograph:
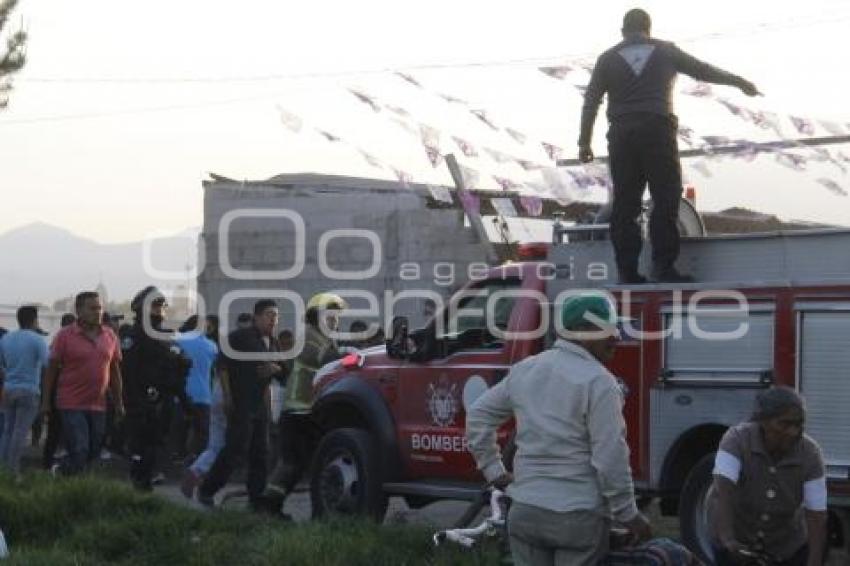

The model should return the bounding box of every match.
[386,316,411,359]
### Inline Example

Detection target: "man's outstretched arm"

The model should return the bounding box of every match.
[672,45,761,96]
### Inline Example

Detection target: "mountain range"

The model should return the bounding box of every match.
[0,222,199,306]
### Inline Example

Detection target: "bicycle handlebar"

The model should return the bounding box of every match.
[433,489,506,548]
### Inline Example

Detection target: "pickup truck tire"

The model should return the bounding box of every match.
[310,427,388,521]
[678,452,716,564]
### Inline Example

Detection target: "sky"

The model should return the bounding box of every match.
[1,0,849,244]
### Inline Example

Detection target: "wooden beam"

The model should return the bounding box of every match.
[444,153,501,264]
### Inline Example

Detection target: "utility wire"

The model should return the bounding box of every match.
[14,11,850,86]
[3,11,848,126]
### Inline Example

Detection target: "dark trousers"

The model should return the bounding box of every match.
[42,388,63,469]
[103,393,126,455]
[125,404,165,489]
[31,412,43,447]
[59,410,106,475]
[273,411,319,494]
[712,544,808,566]
[199,406,268,503]
[607,112,683,275]
[41,407,63,469]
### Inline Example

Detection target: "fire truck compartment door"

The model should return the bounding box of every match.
[796,304,850,478]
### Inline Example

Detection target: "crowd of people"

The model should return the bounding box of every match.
[0,286,374,522]
[0,285,834,566]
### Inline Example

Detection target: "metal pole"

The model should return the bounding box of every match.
[555,134,850,167]
[445,153,500,264]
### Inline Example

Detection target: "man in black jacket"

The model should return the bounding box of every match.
[578,9,760,283]
[121,286,191,491]
[197,299,285,510]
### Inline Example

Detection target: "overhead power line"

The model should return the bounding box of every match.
[14,12,850,86]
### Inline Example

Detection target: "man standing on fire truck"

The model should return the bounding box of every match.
[578,9,760,284]
[467,293,651,566]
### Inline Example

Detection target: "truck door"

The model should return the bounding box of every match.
[606,304,645,481]
[397,278,521,480]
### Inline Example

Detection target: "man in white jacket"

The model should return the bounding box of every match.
[466,292,651,566]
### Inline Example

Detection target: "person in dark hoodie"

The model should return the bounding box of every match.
[121,286,191,491]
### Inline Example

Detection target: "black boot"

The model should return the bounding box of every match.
[618,269,648,285]
[652,268,695,283]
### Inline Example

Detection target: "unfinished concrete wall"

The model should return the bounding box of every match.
[197,175,490,333]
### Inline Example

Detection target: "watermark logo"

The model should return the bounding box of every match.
[137,207,756,360]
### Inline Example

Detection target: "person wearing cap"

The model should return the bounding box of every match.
[261,292,348,515]
[578,9,760,284]
[466,292,651,566]
[42,292,124,475]
[709,387,827,566]
[0,305,49,474]
[121,286,191,491]
[197,299,286,510]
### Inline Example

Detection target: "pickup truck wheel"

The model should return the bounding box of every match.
[678,452,716,564]
[310,428,388,521]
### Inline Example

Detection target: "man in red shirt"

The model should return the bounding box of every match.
[42,291,124,475]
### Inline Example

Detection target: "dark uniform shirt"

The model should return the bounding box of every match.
[579,34,744,146]
[223,326,282,414]
[708,422,826,560]
[120,322,190,410]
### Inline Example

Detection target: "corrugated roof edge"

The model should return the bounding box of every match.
[202,172,449,195]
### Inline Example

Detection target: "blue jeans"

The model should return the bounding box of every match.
[0,388,40,473]
[59,410,106,475]
[190,382,226,476]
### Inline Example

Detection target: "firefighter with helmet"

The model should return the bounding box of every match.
[264,292,348,513]
[121,286,192,491]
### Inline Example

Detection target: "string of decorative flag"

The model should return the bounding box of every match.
[537,65,849,196]
[341,72,605,212]
[276,60,849,221]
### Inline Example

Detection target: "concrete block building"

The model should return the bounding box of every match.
[197,174,492,334]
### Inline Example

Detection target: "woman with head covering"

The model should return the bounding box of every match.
[709,387,827,565]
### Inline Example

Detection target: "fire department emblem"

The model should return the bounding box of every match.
[427,377,459,427]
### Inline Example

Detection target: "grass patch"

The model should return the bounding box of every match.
[0,472,502,565]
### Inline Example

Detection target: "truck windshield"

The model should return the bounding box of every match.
[446,278,522,337]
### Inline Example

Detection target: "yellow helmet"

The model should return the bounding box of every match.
[306,292,348,312]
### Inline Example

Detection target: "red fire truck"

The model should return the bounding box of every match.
[307,226,850,560]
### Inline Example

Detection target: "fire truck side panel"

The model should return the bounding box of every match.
[397,350,511,480]
[648,294,776,489]
[795,300,850,485]
[605,327,645,480]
